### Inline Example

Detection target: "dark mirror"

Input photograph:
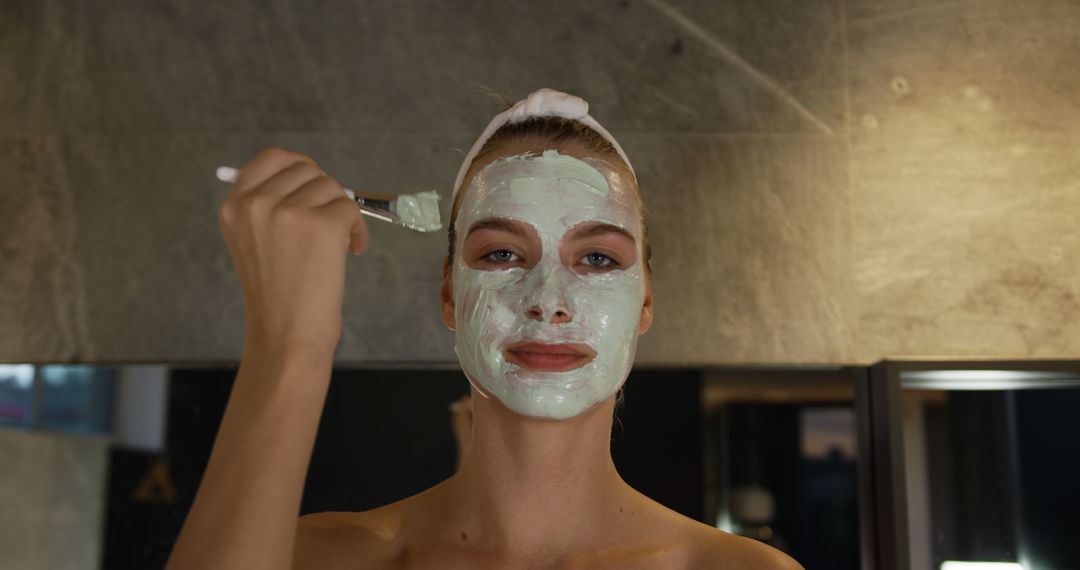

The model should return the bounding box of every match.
[898,365,1080,570]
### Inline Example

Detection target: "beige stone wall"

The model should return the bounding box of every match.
[0,430,108,570]
[2,0,1077,365]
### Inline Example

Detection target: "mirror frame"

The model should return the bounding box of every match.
[857,359,1080,570]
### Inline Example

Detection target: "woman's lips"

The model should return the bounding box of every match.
[504,342,596,372]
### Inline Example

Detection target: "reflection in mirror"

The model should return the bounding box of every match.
[0,364,119,433]
[1,365,714,570]
[900,367,1080,570]
[703,368,862,569]
[0,364,129,570]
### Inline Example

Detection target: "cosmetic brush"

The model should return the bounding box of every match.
[214,166,442,233]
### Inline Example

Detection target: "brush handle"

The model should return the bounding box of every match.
[214,166,399,225]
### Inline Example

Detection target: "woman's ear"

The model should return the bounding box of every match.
[440,257,456,331]
[638,277,653,335]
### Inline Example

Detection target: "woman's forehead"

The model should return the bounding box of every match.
[462,138,633,189]
[458,149,641,237]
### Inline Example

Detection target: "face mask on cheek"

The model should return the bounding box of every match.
[452,150,646,420]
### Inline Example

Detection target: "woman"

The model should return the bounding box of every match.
[167,89,801,569]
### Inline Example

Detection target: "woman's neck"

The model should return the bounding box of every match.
[439,389,632,557]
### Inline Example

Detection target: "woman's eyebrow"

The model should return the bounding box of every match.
[465,218,528,239]
[568,223,636,245]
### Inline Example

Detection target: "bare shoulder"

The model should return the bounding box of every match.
[294,503,407,570]
[687,523,803,570]
[298,503,403,537]
[628,489,802,570]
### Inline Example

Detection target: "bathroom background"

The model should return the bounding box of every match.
[2,0,1078,569]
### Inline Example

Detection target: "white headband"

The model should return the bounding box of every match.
[451,87,637,199]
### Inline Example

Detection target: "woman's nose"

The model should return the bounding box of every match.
[523,265,573,324]
[525,304,572,324]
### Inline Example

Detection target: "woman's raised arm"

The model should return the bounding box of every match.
[166,147,368,570]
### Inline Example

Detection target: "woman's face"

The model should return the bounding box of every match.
[441,145,652,420]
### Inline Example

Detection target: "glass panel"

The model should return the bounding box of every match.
[704,368,860,570]
[39,365,117,434]
[899,367,1080,570]
[0,364,35,428]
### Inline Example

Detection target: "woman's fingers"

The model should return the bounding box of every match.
[220,145,363,247]
[231,147,317,195]
[217,146,368,353]
[279,172,351,210]
[319,196,369,255]
[256,161,327,201]
[237,151,355,212]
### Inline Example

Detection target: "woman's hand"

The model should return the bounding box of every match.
[218,147,369,355]
[168,147,362,570]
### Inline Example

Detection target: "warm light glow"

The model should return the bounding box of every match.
[715,509,735,533]
[0,364,34,389]
[903,369,1080,390]
[940,562,1025,570]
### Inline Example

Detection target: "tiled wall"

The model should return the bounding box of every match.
[3,0,1078,365]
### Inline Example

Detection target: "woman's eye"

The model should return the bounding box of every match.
[483,249,520,264]
[580,252,616,269]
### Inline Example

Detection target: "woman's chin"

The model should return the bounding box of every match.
[463,364,623,420]
[505,387,610,421]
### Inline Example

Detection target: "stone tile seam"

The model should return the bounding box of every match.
[0,130,848,138]
[642,0,838,136]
